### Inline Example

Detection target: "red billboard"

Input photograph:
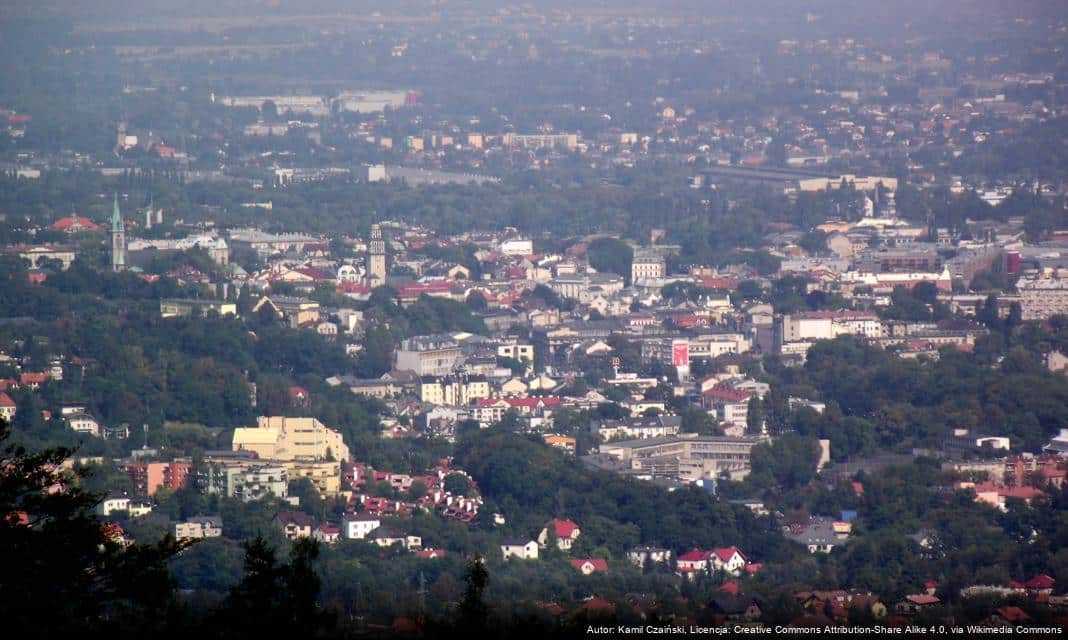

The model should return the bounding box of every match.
[672,339,690,367]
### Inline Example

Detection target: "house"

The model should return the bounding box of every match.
[707,592,763,623]
[712,546,748,576]
[570,558,609,575]
[991,606,1031,626]
[0,392,15,421]
[174,516,223,539]
[67,412,100,437]
[313,522,341,544]
[501,538,539,560]
[96,495,131,516]
[676,549,713,577]
[274,511,314,540]
[289,386,310,406]
[896,594,940,615]
[628,546,673,569]
[1023,574,1055,595]
[343,513,382,540]
[538,518,581,551]
[20,372,51,389]
[415,548,447,559]
[574,596,615,617]
[127,501,153,517]
[783,517,851,553]
[543,434,577,454]
[369,526,421,550]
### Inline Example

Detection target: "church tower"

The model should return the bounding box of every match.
[110,193,126,272]
[367,223,387,287]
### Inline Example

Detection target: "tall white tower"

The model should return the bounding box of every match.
[367,224,386,287]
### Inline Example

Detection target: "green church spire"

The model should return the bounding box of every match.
[110,193,126,271]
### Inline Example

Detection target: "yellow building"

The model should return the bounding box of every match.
[418,376,490,406]
[233,416,350,462]
[287,460,345,497]
[231,416,350,498]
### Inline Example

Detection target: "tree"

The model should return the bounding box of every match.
[444,473,473,497]
[458,557,489,632]
[0,419,187,635]
[746,396,765,435]
[215,536,333,637]
[407,480,428,501]
[587,237,634,284]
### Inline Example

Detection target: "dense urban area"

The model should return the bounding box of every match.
[2,0,1068,637]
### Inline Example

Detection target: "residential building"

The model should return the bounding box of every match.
[275,511,315,540]
[394,335,463,376]
[712,547,749,576]
[232,416,349,464]
[173,516,223,540]
[0,392,16,421]
[631,249,666,283]
[418,375,491,406]
[538,518,581,551]
[313,523,341,544]
[590,415,681,442]
[369,526,421,549]
[543,434,576,454]
[501,133,579,150]
[501,539,539,560]
[1016,272,1068,320]
[67,412,101,437]
[126,460,192,496]
[497,340,534,364]
[783,517,852,553]
[96,495,131,516]
[343,513,382,540]
[597,434,768,480]
[159,299,237,318]
[226,465,289,502]
[628,546,673,569]
[570,558,609,575]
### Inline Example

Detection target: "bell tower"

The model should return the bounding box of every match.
[367,223,386,287]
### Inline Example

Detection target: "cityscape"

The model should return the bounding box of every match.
[0,0,1067,637]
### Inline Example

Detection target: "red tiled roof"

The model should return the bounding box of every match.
[570,558,608,573]
[714,546,747,563]
[337,282,372,294]
[51,215,102,232]
[549,518,581,538]
[905,594,940,605]
[0,392,15,407]
[20,372,51,385]
[415,548,446,559]
[1025,575,1055,590]
[997,606,1031,623]
[576,597,614,613]
[678,549,713,563]
[701,277,740,290]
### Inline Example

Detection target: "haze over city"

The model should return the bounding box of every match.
[0,1,1067,637]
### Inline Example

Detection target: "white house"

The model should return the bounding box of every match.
[0,392,16,421]
[96,495,131,516]
[538,518,581,551]
[343,513,381,540]
[501,539,539,560]
[712,547,748,576]
[67,412,101,437]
